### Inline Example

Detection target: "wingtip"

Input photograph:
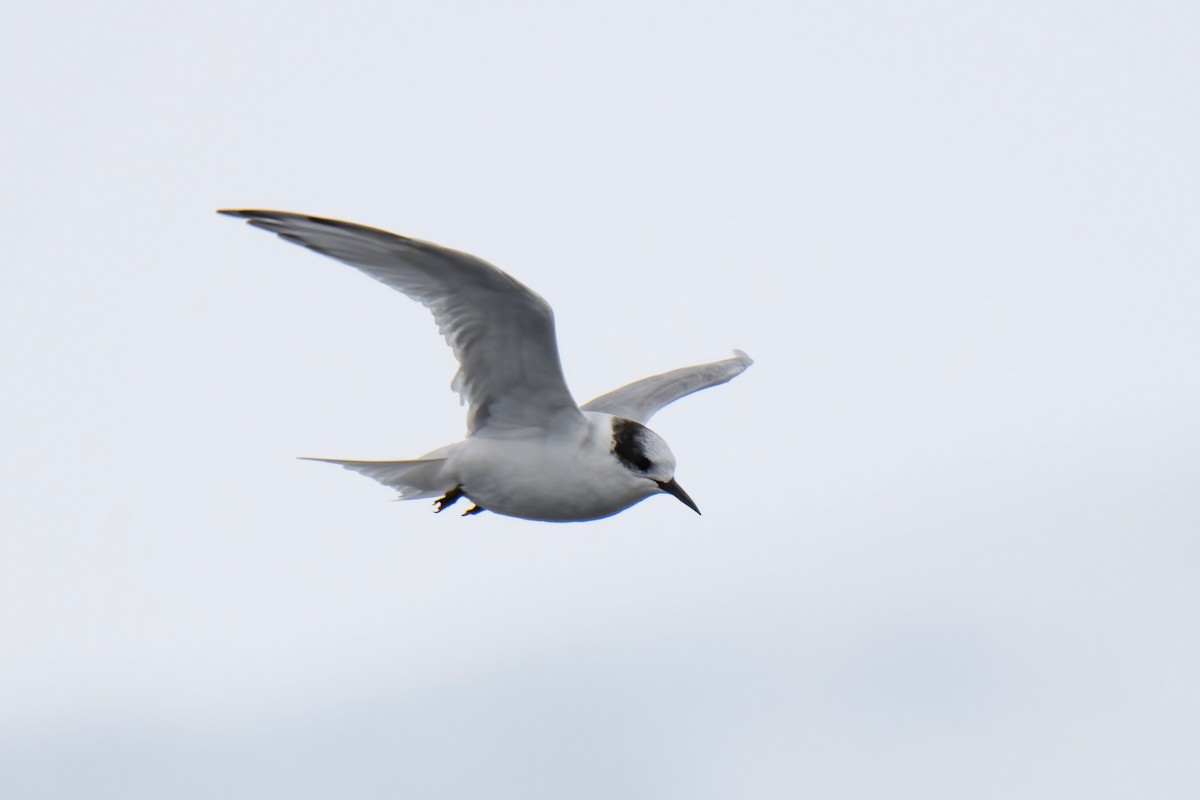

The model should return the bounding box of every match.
[732,349,754,366]
[217,209,368,234]
[217,208,297,221]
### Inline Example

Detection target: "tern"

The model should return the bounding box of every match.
[220,210,751,522]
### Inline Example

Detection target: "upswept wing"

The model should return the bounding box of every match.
[220,210,583,434]
[581,350,753,423]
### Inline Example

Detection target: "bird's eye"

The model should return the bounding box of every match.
[611,418,653,472]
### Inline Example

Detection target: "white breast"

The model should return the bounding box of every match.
[452,415,657,521]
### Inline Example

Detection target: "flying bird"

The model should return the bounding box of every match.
[220,210,751,521]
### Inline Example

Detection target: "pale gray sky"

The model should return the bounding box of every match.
[3,1,1198,797]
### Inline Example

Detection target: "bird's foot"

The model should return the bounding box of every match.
[462,505,486,516]
[434,486,465,513]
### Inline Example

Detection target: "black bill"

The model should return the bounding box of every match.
[656,478,701,515]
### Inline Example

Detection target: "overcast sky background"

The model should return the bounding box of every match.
[2,1,1198,797]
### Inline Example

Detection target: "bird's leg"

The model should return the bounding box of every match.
[434,485,465,513]
[462,504,486,516]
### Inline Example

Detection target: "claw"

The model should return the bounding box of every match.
[434,486,464,513]
[462,505,485,516]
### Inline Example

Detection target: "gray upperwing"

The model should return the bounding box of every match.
[220,210,583,435]
[581,350,753,424]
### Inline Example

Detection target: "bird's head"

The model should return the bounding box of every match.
[609,417,700,515]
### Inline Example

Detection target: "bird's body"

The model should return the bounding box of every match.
[221,209,751,522]
[447,412,657,521]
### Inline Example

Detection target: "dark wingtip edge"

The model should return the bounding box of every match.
[217,209,287,220]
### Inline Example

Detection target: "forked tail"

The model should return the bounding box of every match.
[300,446,456,500]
